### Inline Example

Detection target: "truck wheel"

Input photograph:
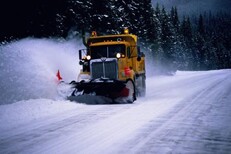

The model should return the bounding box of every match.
[114,79,136,103]
[125,79,136,103]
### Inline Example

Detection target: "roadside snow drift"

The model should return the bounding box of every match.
[0,99,83,131]
[0,38,83,104]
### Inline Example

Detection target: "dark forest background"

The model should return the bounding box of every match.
[0,0,231,73]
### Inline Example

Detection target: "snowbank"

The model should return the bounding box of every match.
[0,99,83,131]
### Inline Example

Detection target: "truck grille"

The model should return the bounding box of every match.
[91,59,118,79]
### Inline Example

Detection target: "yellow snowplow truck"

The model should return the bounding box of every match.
[69,28,146,103]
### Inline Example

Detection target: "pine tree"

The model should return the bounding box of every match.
[198,14,206,36]
[90,0,110,33]
[170,7,182,70]
[194,14,207,70]
[155,3,161,18]
[111,0,132,33]
[137,0,158,44]
[159,6,176,74]
[66,0,92,33]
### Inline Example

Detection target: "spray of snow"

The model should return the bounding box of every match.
[0,36,162,104]
[0,38,84,104]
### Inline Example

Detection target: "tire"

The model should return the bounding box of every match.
[125,79,136,103]
[114,79,136,104]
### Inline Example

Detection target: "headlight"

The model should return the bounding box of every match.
[116,53,121,58]
[86,55,91,60]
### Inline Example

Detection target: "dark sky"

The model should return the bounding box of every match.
[0,0,63,39]
[151,0,231,15]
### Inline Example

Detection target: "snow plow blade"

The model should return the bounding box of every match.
[66,78,136,103]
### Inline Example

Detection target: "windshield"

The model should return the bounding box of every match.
[90,45,125,59]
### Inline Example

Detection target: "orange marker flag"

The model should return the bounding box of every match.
[56,70,63,81]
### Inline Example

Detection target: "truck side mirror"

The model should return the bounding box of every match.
[137,56,141,61]
[79,50,82,60]
[137,46,141,61]
[137,46,141,55]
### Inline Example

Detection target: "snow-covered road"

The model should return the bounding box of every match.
[1,69,231,154]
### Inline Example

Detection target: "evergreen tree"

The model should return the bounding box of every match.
[155,3,161,18]
[194,14,207,70]
[137,0,159,45]
[90,0,112,34]
[170,7,182,70]
[159,6,176,74]
[179,16,195,70]
[198,14,206,36]
[170,7,180,32]
[66,0,92,33]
